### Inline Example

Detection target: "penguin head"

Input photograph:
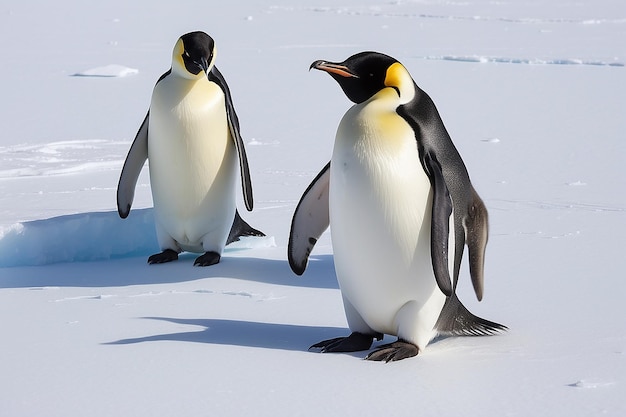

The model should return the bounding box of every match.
[171,31,216,80]
[310,51,415,105]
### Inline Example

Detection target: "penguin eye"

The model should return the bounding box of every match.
[183,51,191,59]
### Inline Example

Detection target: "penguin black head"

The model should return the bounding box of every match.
[311,51,415,105]
[172,31,216,79]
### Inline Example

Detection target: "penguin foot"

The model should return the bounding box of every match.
[148,249,179,264]
[309,332,380,353]
[194,251,221,267]
[365,340,419,362]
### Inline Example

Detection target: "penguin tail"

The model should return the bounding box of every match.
[435,293,507,336]
[226,210,265,245]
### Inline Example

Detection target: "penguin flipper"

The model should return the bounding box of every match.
[288,162,331,275]
[226,210,266,245]
[435,293,507,336]
[423,151,453,297]
[465,186,489,301]
[117,112,149,218]
[209,66,254,211]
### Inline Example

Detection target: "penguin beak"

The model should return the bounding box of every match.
[199,56,210,77]
[310,60,359,78]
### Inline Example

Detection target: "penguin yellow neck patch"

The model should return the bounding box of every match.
[384,62,414,104]
[171,38,190,78]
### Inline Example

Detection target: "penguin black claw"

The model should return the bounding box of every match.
[365,340,419,362]
[147,249,179,264]
[193,252,221,267]
[309,332,376,353]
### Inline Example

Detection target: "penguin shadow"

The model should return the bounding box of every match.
[105,317,406,360]
[104,317,346,354]
[200,253,339,289]
[0,252,338,290]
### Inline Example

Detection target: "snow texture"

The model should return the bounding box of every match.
[0,1,625,416]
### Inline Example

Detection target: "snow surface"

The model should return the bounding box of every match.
[1,0,625,416]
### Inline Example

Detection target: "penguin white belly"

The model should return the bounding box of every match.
[330,99,453,349]
[148,77,236,253]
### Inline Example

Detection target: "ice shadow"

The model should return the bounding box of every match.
[105,317,347,353]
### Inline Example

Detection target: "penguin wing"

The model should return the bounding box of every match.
[423,151,453,297]
[399,89,486,300]
[464,186,488,301]
[209,66,254,211]
[116,112,149,218]
[288,162,331,275]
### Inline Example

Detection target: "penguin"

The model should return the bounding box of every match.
[288,51,505,361]
[117,31,263,266]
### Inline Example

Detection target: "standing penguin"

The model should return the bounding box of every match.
[288,52,505,361]
[117,31,263,266]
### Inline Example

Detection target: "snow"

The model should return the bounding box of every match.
[1,0,625,416]
[72,64,139,77]
[422,54,625,66]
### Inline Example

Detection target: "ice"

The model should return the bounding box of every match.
[0,209,275,267]
[0,209,157,267]
[72,64,139,78]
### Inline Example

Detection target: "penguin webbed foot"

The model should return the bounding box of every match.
[147,249,179,264]
[194,251,221,267]
[365,340,419,362]
[309,331,381,353]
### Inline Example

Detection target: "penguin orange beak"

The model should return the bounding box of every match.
[310,60,359,78]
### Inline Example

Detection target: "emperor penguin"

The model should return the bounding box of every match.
[117,31,263,266]
[288,52,505,361]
